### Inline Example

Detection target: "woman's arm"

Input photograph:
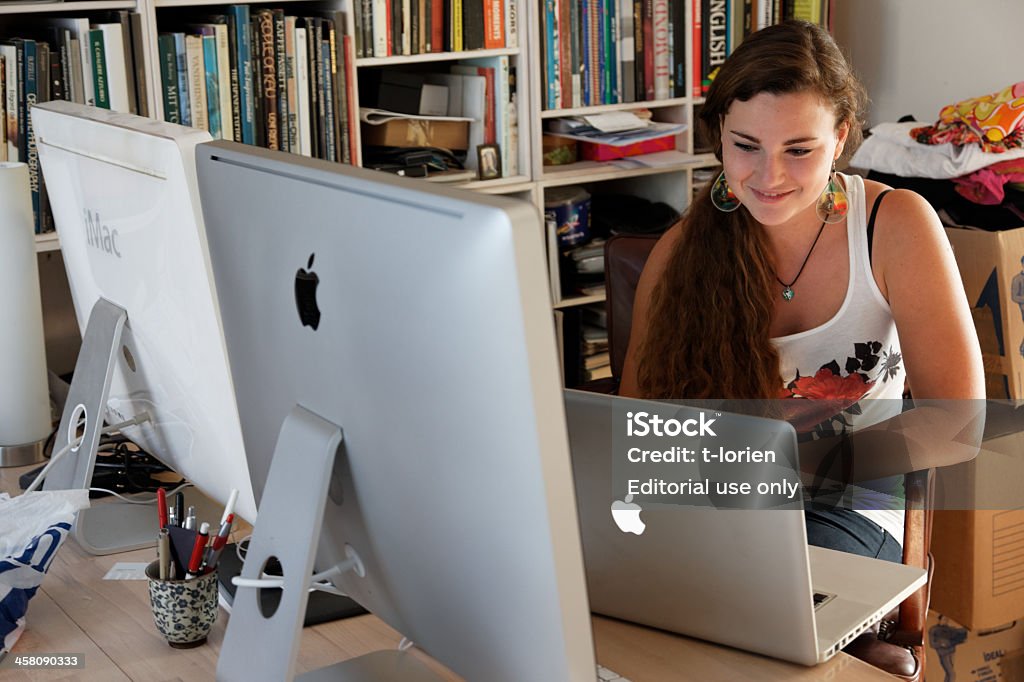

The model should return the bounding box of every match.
[801,186,986,483]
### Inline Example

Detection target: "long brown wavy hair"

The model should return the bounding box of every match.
[634,21,867,400]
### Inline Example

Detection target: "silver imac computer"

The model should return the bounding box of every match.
[196,141,596,681]
[32,101,257,554]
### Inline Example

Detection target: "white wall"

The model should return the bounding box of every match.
[831,0,1024,127]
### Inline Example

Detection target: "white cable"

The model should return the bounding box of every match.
[235,535,252,563]
[87,481,193,505]
[398,638,415,652]
[24,411,152,494]
[309,581,349,597]
[232,573,285,590]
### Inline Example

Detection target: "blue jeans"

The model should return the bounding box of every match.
[805,508,902,563]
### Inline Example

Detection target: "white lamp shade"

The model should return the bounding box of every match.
[0,162,50,447]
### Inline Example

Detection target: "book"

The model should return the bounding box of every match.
[294,25,311,156]
[202,34,222,139]
[212,21,233,140]
[483,0,505,48]
[320,37,336,162]
[284,16,299,151]
[172,33,191,127]
[46,18,95,107]
[88,29,110,109]
[652,0,669,100]
[0,56,5,162]
[641,0,654,100]
[254,9,279,150]
[671,0,687,97]
[702,0,726,96]
[227,5,255,145]
[185,33,208,131]
[691,0,701,97]
[452,62,495,145]
[619,0,634,103]
[96,23,131,112]
[273,10,289,151]
[0,44,18,161]
[463,0,484,50]
[157,34,181,123]
[457,55,510,172]
[129,12,149,117]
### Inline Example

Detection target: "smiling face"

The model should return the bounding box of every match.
[720,90,849,227]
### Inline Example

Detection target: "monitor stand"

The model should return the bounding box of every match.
[42,298,158,555]
[215,550,368,627]
[217,405,442,682]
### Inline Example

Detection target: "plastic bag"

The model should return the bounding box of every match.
[0,490,90,656]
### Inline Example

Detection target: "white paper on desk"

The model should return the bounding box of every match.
[103,562,150,581]
[359,107,473,125]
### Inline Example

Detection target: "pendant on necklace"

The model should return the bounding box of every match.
[781,286,795,301]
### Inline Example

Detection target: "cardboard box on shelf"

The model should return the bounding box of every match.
[360,117,470,151]
[944,225,1024,400]
[931,430,1024,630]
[926,611,1024,682]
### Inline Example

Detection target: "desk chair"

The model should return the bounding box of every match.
[579,232,933,682]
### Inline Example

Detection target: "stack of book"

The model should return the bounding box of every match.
[581,304,611,382]
[350,0,518,57]
[156,6,359,165]
[540,0,831,110]
[1,11,147,232]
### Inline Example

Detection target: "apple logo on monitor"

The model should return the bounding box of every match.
[610,494,645,535]
[294,253,321,330]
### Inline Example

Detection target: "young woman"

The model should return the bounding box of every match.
[620,21,984,562]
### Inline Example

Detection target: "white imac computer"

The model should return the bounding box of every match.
[196,141,596,680]
[32,101,257,554]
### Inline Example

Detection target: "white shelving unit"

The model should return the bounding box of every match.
[9,0,726,382]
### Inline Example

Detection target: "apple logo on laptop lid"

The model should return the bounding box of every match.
[610,494,645,535]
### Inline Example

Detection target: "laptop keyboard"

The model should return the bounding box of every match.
[597,664,631,681]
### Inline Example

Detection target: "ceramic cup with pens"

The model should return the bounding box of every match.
[144,560,219,648]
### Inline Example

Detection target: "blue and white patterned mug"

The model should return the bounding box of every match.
[145,560,219,648]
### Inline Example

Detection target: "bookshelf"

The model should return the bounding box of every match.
[5,0,825,386]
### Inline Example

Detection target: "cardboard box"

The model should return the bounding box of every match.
[926,611,1024,682]
[931,431,1024,630]
[944,225,1024,400]
[360,117,470,150]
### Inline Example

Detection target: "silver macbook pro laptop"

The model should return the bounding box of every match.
[564,389,927,665]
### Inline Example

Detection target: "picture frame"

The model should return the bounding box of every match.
[477,144,502,180]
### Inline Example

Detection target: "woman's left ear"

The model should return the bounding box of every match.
[834,121,851,161]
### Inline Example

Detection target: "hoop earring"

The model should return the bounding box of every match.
[711,171,741,212]
[816,164,848,224]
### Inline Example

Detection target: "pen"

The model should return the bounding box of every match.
[184,505,197,531]
[174,492,185,528]
[167,506,178,529]
[203,514,234,573]
[158,528,170,580]
[221,488,239,525]
[157,488,168,529]
[186,522,210,580]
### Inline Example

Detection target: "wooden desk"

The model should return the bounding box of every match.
[1,464,894,681]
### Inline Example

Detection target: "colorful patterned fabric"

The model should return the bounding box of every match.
[911,81,1024,153]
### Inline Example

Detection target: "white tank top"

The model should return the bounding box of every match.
[772,173,906,544]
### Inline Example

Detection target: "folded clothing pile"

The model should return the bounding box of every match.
[852,84,1024,206]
